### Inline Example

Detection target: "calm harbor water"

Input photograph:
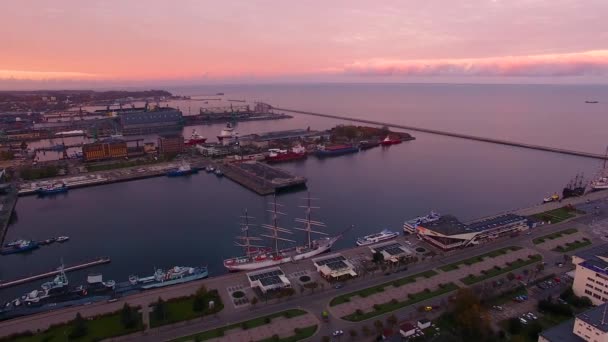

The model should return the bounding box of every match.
[1,83,607,301]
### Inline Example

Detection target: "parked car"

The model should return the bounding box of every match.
[333,330,344,337]
[519,317,528,325]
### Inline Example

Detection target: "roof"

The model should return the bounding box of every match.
[576,302,608,333]
[248,268,284,281]
[575,243,608,263]
[399,322,416,332]
[539,319,581,342]
[579,259,608,277]
[418,318,430,324]
[420,213,526,236]
[372,242,412,256]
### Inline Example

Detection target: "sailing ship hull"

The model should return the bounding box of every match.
[223,237,338,272]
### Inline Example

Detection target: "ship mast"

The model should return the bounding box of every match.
[294,192,328,248]
[260,196,295,254]
[234,209,264,257]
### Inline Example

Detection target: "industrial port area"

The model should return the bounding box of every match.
[2,89,608,342]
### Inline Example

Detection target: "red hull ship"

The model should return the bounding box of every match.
[184,130,207,146]
[265,146,307,163]
[380,135,402,146]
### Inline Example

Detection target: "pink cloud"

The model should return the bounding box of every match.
[338,50,608,77]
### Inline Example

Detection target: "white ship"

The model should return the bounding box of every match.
[217,123,238,141]
[403,211,441,234]
[590,147,608,192]
[223,194,342,272]
[356,229,399,246]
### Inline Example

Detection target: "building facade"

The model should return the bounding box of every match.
[539,302,608,342]
[572,244,608,305]
[158,134,184,156]
[82,140,128,162]
[118,107,182,135]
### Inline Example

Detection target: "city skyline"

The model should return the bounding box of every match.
[1,0,608,88]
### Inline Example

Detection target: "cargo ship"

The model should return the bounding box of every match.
[128,266,208,290]
[356,229,399,246]
[403,211,441,234]
[167,162,198,177]
[380,135,402,146]
[1,240,39,255]
[314,144,359,157]
[184,129,207,146]
[223,194,343,272]
[36,182,68,196]
[265,146,307,163]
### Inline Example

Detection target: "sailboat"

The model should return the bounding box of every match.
[223,193,342,272]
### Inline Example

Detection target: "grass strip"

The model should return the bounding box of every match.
[553,238,592,253]
[533,228,578,244]
[171,309,307,342]
[256,325,318,342]
[329,270,438,307]
[342,283,459,321]
[460,255,542,285]
[439,246,522,272]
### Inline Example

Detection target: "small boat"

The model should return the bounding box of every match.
[214,169,223,177]
[167,163,198,177]
[205,166,215,173]
[380,135,402,146]
[184,129,207,146]
[56,236,69,243]
[543,193,560,203]
[356,229,399,246]
[585,101,599,104]
[37,183,68,196]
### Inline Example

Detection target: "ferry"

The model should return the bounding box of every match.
[315,144,359,157]
[36,183,68,196]
[380,135,402,146]
[265,146,307,163]
[128,266,208,290]
[184,129,207,146]
[591,177,608,191]
[356,229,399,246]
[403,211,441,234]
[167,163,198,177]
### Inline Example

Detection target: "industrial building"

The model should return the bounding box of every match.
[369,242,415,263]
[312,253,357,280]
[118,107,182,135]
[539,302,608,342]
[571,244,608,305]
[158,134,184,156]
[246,267,291,294]
[411,213,529,250]
[82,139,128,162]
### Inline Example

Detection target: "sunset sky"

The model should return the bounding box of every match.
[1,0,608,87]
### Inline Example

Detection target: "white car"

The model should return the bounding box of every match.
[527,312,538,320]
[332,330,344,337]
[519,317,528,325]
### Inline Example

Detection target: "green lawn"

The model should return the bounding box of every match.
[86,156,175,172]
[171,309,308,342]
[553,238,592,253]
[533,228,578,244]
[460,255,542,285]
[342,283,459,321]
[3,311,144,342]
[256,325,318,342]
[149,290,223,328]
[329,270,438,307]
[532,207,580,224]
[439,246,522,272]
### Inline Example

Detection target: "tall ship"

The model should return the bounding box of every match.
[562,173,586,199]
[184,129,207,146]
[223,194,342,272]
[356,229,399,246]
[265,146,307,163]
[315,144,359,157]
[403,211,441,234]
[128,266,208,290]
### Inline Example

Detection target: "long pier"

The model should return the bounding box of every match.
[0,257,111,289]
[273,106,608,161]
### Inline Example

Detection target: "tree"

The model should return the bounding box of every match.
[373,251,385,264]
[374,320,384,333]
[527,321,543,340]
[386,314,398,327]
[507,272,516,282]
[153,297,168,322]
[250,296,259,308]
[507,317,523,335]
[349,329,358,340]
[120,303,138,329]
[321,336,331,342]
[564,254,570,263]
[362,325,371,336]
[450,288,493,341]
[69,313,88,339]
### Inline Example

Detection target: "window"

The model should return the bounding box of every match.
[585,289,593,295]
[588,277,596,283]
[587,283,594,288]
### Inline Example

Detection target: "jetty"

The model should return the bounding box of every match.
[273,106,608,161]
[222,161,307,195]
[0,257,111,289]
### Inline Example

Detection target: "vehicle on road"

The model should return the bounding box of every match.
[334,283,344,289]
[424,306,433,311]
[333,330,344,337]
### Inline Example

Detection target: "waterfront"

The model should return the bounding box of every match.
[1,83,607,303]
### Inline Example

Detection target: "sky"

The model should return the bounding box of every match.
[1,0,608,88]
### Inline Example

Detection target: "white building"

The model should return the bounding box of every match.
[369,242,415,263]
[246,267,291,294]
[572,244,608,305]
[312,253,357,280]
[539,302,608,342]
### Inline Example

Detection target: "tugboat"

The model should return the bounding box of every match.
[1,240,39,255]
[562,174,586,199]
[380,135,402,146]
[265,146,307,163]
[543,193,560,203]
[37,182,68,196]
[184,129,206,146]
[167,162,198,177]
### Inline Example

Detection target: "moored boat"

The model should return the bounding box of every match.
[128,266,208,290]
[403,211,441,234]
[167,163,198,177]
[36,182,68,196]
[1,240,39,255]
[265,146,307,163]
[380,135,403,146]
[359,140,380,150]
[543,193,560,203]
[217,123,236,141]
[56,236,69,243]
[315,144,359,157]
[356,229,399,246]
[184,129,207,146]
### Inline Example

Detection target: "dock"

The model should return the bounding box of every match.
[274,106,608,161]
[0,257,111,289]
[222,161,307,195]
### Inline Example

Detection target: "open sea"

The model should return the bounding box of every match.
[1,83,607,301]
